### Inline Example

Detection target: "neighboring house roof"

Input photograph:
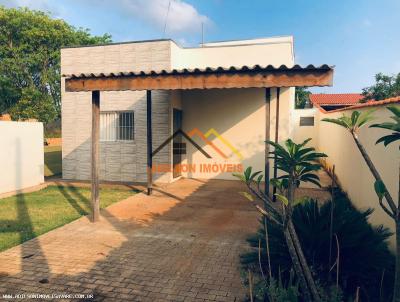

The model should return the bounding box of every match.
[310,93,365,106]
[0,114,11,121]
[323,95,400,113]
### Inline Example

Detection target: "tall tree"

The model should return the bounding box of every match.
[0,6,111,122]
[362,73,400,102]
[295,87,311,109]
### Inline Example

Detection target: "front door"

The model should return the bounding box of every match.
[173,109,183,178]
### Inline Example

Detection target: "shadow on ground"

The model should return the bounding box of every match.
[0,178,262,301]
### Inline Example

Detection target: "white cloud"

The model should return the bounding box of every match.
[0,0,60,16]
[116,0,211,35]
[0,0,212,37]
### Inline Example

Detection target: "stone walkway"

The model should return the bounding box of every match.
[0,179,260,301]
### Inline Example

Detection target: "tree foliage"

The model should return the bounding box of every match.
[322,110,375,134]
[295,87,311,109]
[370,105,400,147]
[362,73,400,102]
[0,6,111,122]
[269,138,327,188]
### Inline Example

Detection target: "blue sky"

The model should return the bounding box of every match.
[2,0,399,93]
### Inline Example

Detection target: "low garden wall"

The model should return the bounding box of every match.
[0,121,44,194]
[293,105,398,248]
[317,106,398,247]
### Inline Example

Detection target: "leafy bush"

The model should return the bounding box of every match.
[44,118,61,138]
[242,269,300,302]
[241,189,394,301]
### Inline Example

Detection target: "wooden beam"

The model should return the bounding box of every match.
[65,70,333,92]
[272,88,280,202]
[91,90,100,222]
[147,90,153,195]
[264,88,271,196]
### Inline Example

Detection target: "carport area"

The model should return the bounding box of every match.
[0,179,260,301]
[63,64,334,222]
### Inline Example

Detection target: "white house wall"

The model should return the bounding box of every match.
[291,108,319,146]
[61,41,172,183]
[0,121,44,194]
[170,36,294,69]
[178,87,293,180]
[61,37,296,183]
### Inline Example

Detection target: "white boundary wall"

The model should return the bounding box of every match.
[0,121,44,194]
[293,106,399,247]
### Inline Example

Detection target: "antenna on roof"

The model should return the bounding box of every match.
[163,0,171,38]
[201,22,204,47]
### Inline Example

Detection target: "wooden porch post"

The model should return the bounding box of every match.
[147,90,153,195]
[91,90,100,222]
[272,87,280,201]
[264,88,271,196]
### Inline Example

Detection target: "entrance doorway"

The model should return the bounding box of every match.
[173,109,184,178]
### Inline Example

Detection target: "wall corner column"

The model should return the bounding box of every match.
[147,90,153,195]
[91,90,100,222]
[265,88,271,196]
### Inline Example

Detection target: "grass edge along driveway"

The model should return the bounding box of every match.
[0,185,137,252]
[44,145,62,177]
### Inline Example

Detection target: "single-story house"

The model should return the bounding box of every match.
[61,36,333,185]
[61,37,399,246]
[61,36,334,220]
[310,93,366,111]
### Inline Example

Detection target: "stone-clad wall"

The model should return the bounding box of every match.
[61,41,172,183]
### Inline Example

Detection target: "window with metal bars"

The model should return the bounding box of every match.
[100,111,134,141]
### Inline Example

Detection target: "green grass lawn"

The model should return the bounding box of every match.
[0,185,137,252]
[44,145,62,177]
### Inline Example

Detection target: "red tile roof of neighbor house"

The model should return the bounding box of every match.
[310,93,365,105]
[324,95,400,113]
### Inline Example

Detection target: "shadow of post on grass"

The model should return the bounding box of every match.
[16,138,50,282]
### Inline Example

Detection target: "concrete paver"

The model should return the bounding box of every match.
[0,179,260,301]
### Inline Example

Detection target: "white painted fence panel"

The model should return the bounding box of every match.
[0,121,44,194]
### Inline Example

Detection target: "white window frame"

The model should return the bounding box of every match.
[100,111,134,142]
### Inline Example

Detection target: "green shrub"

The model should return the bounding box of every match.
[241,189,394,301]
[44,118,61,138]
[242,269,300,302]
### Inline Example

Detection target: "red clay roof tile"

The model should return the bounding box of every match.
[323,96,400,113]
[310,93,365,105]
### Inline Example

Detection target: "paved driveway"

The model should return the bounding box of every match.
[0,179,259,301]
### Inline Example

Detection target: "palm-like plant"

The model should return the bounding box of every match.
[271,138,326,188]
[235,138,327,302]
[370,105,400,147]
[371,105,400,302]
[322,110,396,216]
[243,190,394,301]
[323,108,400,302]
